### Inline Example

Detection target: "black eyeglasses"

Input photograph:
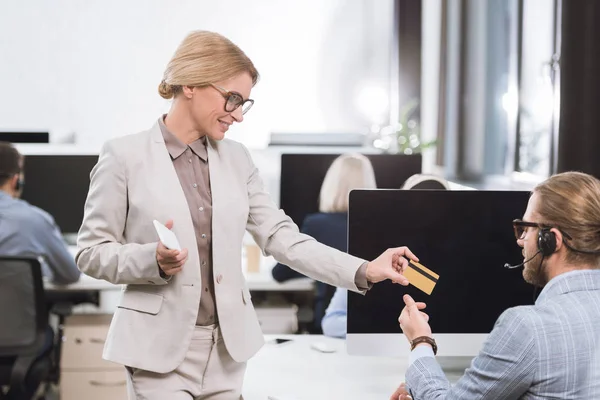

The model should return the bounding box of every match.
[209,84,254,115]
[512,219,545,240]
[512,219,572,240]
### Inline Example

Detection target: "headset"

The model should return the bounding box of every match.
[538,227,557,257]
[15,176,24,192]
[504,226,600,301]
[0,172,24,192]
[505,226,600,269]
[504,227,555,269]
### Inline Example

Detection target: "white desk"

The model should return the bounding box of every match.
[45,272,314,292]
[51,245,314,292]
[45,246,314,313]
[45,274,118,292]
[244,335,467,400]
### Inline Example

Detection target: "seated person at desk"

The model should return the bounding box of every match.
[0,142,80,284]
[272,153,376,333]
[392,171,600,400]
[321,287,347,338]
[0,142,80,399]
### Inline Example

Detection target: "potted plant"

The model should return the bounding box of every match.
[370,99,437,154]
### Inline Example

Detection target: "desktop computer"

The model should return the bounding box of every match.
[280,153,421,227]
[20,155,99,236]
[346,189,532,357]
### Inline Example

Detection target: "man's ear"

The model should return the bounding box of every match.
[550,227,564,253]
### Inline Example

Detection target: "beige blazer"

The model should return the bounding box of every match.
[76,122,365,373]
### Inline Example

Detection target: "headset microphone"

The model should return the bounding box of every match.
[504,249,542,269]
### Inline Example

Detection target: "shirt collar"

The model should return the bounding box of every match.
[158,115,208,162]
[535,269,600,305]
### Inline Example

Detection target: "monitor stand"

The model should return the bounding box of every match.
[347,333,485,372]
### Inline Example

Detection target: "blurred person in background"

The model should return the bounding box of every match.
[0,141,80,284]
[273,153,377,334]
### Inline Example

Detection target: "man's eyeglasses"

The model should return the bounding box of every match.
[512,219,546,240]
[512,219,572,240]
[209,84,254,115]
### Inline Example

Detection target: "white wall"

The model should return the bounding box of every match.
[0,0,393,149]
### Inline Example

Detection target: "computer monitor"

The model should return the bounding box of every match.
[0,132,49,143]
[347,189,533,357]
[279,153,422,226]
[20,155,98,235]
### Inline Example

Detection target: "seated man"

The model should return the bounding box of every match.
[0,142,80,284]
[321,287,347,338]
[0,142,80,399]
[392,171,600,400]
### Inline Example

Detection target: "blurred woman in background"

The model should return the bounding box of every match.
[272,153,376,333]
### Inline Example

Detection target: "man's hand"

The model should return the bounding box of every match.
[156,220,188,276]
[398,294,432,342]
[390,382,412,400]
[366,247,418,285]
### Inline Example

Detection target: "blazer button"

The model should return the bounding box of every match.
[216,274,223,284]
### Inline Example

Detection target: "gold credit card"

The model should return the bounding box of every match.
[404,260,439,295]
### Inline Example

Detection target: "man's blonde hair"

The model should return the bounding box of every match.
[319,154,377,213]
[534,171,600,267]
[158,31,259,99]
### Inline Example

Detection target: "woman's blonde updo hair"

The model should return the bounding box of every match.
[158,31,259,99]
[318,154,377,213]
[534,171,600,267]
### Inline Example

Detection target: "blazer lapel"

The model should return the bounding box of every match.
[206,138,220,216]
[149,122,199,281]
[206,139,225,265]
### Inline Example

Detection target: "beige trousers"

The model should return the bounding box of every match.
[126,325,246,400]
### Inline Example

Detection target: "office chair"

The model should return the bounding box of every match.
[0,257,53,400]
[401,173,450,190]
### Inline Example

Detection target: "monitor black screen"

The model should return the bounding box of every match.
[348,189,533,334]
[21,155,98,234]
[279,154,422,227]
[0,132,49,143]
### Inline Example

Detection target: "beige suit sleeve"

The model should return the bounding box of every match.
[355,262,372,291]
[241,145,366,293]
[75,141,167,285]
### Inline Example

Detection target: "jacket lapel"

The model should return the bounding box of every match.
[206,138,220,215]
[149,122,199,282]
[206,139,226,267]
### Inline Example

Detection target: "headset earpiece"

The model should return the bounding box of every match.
[13,173,24,192]
[538,227,557,257]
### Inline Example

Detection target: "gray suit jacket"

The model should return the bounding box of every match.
[406,269,600,399]
[76,122,366,373]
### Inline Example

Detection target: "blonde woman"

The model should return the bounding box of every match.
[76,31,417,399]
[273,153,376,333]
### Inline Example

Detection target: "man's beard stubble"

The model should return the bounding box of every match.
[523,255,548,287]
